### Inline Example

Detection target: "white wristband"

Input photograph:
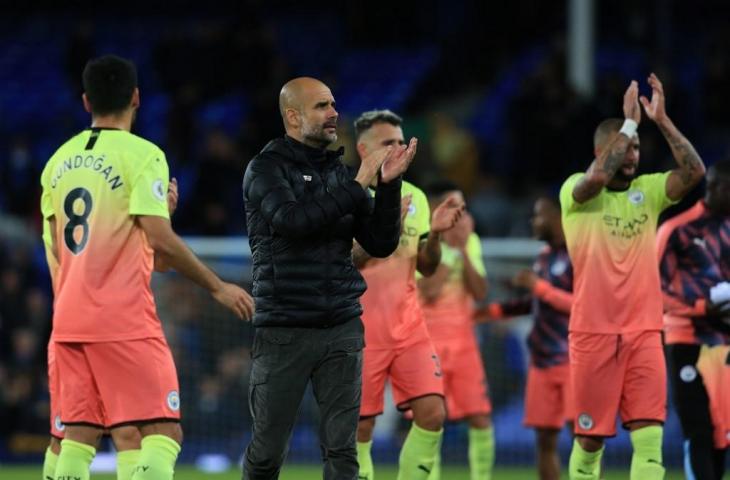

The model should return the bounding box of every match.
[619,119,638,138]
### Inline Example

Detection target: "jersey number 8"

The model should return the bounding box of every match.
[64,187,93,254]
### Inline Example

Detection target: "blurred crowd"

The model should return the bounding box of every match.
[2,0,730,459]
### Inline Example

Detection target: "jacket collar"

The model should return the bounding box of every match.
[278,135,344,163]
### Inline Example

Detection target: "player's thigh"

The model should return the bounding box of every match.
[360,347,395,417]
[525,364,565,430]
[85,337,181,427]
[54,342,106,427]
[390,340,444,411]
[620,331,666,426]
[48,340,66,439]
[441,338,491,421]
[569,332,624,436]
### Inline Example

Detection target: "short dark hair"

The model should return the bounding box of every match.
[353,109,403,140]
[708,158,730,181]
[82,55,138,115]
[593,118,624,149]
[536,195,561,211]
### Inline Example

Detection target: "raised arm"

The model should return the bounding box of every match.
[416,194,463,277]
[572,81,642,204]
[639,73,706,201]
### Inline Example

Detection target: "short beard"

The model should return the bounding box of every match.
[613,169,636,183]
[303,126,337,148]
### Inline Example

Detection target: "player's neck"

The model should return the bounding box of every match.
[549,228,566,248]
[91,113,132,132]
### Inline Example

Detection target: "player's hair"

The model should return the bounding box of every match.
[593,118,625,149]
[423,179,461,198]
[537,195,561,214]
[710,158,730,178]
[82,55,138,115]
[353,109,403,140]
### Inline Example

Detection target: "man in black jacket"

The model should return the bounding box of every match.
[241,77,416,480]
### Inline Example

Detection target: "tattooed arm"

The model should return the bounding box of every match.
[572,81,642,204]
[639,73,705,201]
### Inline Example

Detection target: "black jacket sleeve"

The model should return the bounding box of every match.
[354,177,402,258]
[244,154,370,238]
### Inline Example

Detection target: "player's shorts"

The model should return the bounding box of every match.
[524,362,572,429]
[433,335,491,421]
[56,337,181,428]
[361,338,444,417]
[696,345,730,449]
[48,340,65,438]
[570,330,666,437]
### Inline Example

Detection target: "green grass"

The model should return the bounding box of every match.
[1,465,687,479]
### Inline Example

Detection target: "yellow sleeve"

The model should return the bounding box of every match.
[129,151,170,218]
[40,164,55,220]
[642,171,677,213]
[413,187,431,239]
[559,173,586,214]
[465,233,487,277]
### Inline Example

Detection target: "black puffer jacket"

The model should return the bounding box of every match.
[243,135,402,328]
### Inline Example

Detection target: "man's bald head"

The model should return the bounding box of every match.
[279,77,329,117]
[278,77,338,148]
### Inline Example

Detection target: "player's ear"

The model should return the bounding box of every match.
[285,108,300,129]
[82,93,92,114]
[130,88,140,109]
[356,141,368,158]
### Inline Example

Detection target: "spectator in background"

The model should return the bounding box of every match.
[183,129,244,235]
[429,114,479,197]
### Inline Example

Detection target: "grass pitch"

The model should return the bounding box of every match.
[0,464,687,479]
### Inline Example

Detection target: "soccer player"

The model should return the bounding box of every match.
[417,181,493,479]
[351,110,463,480]
[560,74,706,480]
[40,55,253,480]
[656,159,730,479]
[477,196,573,480]
[42,180,179,480]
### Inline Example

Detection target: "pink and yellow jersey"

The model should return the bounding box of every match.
[360,181,430,348]
[559,172,675,333]
[420,234,486,341]
[40,128,170,342]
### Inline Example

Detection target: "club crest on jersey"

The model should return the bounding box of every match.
[302,175,312,182]
[408,204,416,216]
[152,179,166,202]
[167,390,181,411]
[627,190,645,205]
[679,365,697,383]
[578,413,594,430]
[54,415,65,432]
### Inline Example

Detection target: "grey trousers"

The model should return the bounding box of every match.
[243,318,364,480]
